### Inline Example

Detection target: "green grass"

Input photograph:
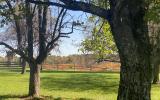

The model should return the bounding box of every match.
[0,69,159,100]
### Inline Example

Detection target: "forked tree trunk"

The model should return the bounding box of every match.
[28,63,40,97]
[109,0,152,100]
[153,64,160,84]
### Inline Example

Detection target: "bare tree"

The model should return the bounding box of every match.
[0,0,76,97]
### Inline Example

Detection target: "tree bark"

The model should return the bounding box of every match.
[109,0,152,100]
[21,58,26,74]
[28,63,40,97]
[153,64,159,84]
[40,64,43,71]
[117,56,151,100]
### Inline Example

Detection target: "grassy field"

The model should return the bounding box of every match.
[0,69,159,100]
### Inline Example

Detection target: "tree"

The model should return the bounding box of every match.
[80,20,117,62]
[29,0,153,100]
[4,19,28,74]
[0,0,28,74]
[0,0,76,98]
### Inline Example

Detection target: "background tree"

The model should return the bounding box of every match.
[0,0,77,97]
[0,0,28,74]
[80,19,117,62]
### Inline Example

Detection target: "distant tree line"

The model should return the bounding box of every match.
[44,54,119,67]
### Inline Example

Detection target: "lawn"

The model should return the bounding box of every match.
[0,69,159,100]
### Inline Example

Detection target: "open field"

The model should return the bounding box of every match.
[0,69,159,100]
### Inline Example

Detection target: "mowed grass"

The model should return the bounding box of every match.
[0,69,159,100]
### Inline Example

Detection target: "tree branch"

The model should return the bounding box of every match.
[96,59,120,63]
[46,9,66,51]
[28,0,112,21]
[51,8,64,40]
[5,0,23,48]
[60,22,74,35]
[0,42,30,62]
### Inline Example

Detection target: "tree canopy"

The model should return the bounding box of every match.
[80,20,117,62]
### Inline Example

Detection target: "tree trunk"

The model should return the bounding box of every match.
[21,58,26,74]
[21,65,26,74]
[40,62,43,71]
[109,0,152,100]
[40,64,43,71]
[28,63,40,97]
[117,57,151,100]
[153,64,159,84]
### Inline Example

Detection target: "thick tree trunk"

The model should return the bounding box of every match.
[109,0,152,100]
[153,64,159,84]
[28,63,40,97]
[117,57,151,100]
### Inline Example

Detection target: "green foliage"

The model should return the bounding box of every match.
[80,22,117,61]
[0,0,26,27]
[145,0,160,23]
[0,2,11,27]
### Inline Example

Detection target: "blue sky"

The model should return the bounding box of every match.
[51,10,91,56]
[53,29,84,56]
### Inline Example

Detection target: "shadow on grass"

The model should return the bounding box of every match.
[0,70,119,100]
[41,73,119,94]
[0,94,23,100]
[43,96,93,100]
[0,95,92,100]
[0,67,22,73]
